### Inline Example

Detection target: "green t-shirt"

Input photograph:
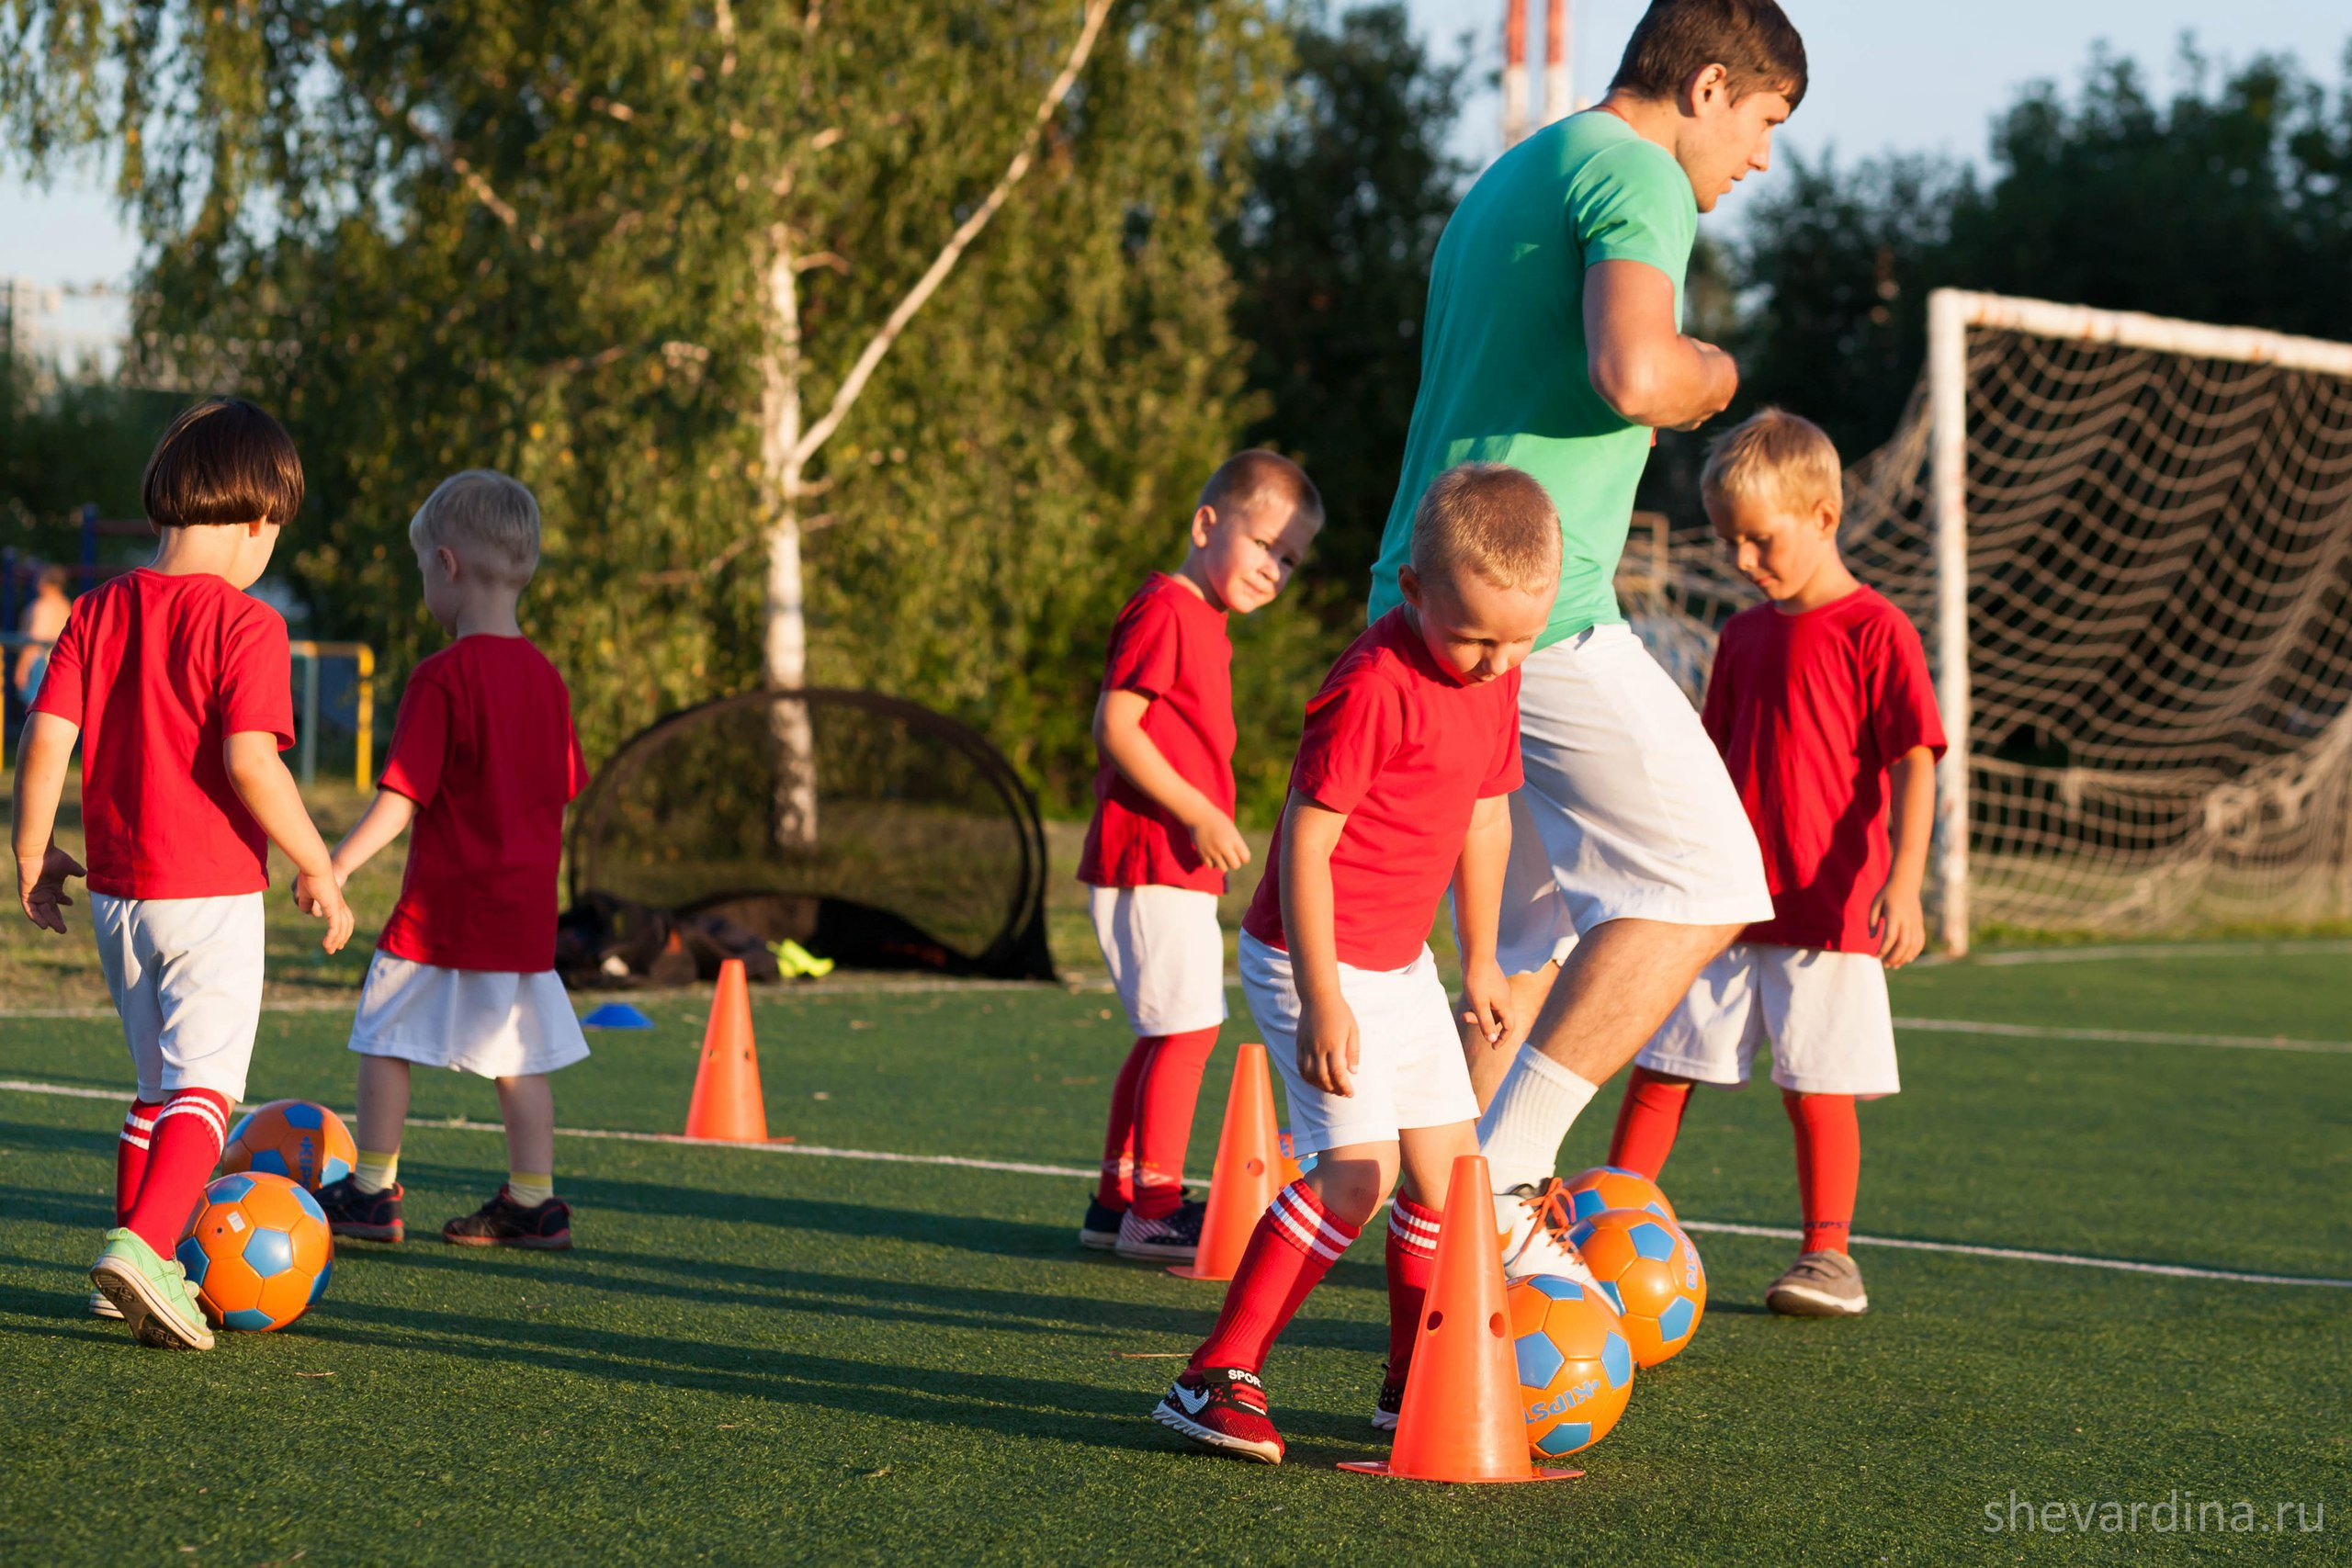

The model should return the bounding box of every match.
[1368,111,1697,648]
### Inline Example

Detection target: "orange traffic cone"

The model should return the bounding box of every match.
[1340,1154,1578,1483]
[1167,1043,1283,1281]
[683,958,769,1142]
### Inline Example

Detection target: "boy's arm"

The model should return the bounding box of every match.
[1871,745,1937,968]
[1278,791,1359,1098]
[328,789,418,886]
[11,713,86,931]
[223,730,355,953]
[1449,794,1516,1049]
[1094,688,1249,872]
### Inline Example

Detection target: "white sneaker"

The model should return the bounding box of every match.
[87,1288,123,1320]
[1494,1183,1602,1293]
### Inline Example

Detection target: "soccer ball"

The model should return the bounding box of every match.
[220,1099,356,1190]
[1505,1273,1635,1459]
[175,1172,334,1332]
[1556,1164,1678,1226]
[1568,1208,1706,1367]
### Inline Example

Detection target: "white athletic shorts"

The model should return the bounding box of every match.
[1635,942,1900,1097]
[90,891,266,1102]
[348,953,592,1079]
[1488,625,1773,976]
[1087,884,1228,1036]
[1238,931,1479,1155]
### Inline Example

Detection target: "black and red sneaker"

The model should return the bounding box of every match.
[1371,1363,1407,1432]
[1151,1365,1284,1464]
[441,1188,572,1250]
[316,1176,405,1244]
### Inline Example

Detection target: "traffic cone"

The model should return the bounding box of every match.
[683,958,769,1142]
[1167,1043,1283,1281]
[1339,1154,1578,1483]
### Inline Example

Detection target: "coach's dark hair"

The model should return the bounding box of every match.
[1609,0,1807,110]
[141,398,305,529]
[1198,448,1324,526]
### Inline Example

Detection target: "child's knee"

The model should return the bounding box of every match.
[1305,1156,1393,1228]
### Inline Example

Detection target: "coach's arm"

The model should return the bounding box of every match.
[1584,260,1739,431]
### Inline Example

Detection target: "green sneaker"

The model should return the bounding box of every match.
[89,1228,215,1350]
[767,938,835,979]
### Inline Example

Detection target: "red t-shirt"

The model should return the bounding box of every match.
[30,570,295,899]
[1243,609,1523,972]
[375,637,587,973]
[1077,574,1237,895]
[1703,587,1948,953]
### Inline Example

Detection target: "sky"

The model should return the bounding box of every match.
[3,0,2348,359]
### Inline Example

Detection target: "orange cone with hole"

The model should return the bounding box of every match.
[1340,1155,1578,1483]
[684,958,768,1142]
[1167,1043,1283,1281]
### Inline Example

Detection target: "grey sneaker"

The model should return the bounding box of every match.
[90,1227,216,1349]
[1767,1249,1869,1316]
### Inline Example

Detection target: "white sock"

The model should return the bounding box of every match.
[1477,1046,1600,1191]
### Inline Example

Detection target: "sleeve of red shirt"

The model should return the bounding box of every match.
[1289,671,1402,815]
[26,601,86,726]
[1870,612,1949,762]
[379,672,453,808]
[566,719,589,803]
[1479,673,1525,798]
[220,604,297,750]
[1101,591,1182,702]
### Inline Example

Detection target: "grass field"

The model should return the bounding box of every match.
[2,946,2347,1565]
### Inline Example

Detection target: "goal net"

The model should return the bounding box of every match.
[1623,289,2352,951]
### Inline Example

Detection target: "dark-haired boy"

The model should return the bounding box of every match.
[11,398,355,1349]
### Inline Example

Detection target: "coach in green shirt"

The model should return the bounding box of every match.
[1365,0,1810,1266]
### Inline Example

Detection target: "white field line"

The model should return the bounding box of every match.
[4,1077,2347,1291]
[1964,940,2352,966]
[1892,1017,2352,1055]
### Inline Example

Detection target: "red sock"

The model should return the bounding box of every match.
[121,1089,231,1255]
[1607,1067,1692,1179]
[1384,1192,1441,1381]
[115,1099,164,1225]
[1193,1181,1361,1374]
[1130,1026,1217,1221]
[1095,1038,1154,1211]
[1783,1090,1860,1254]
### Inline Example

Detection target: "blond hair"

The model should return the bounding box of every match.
[1408,462,1561,594]
[409,469,542,585]
[1701,408,1843,515]
[1199,448,1324,528]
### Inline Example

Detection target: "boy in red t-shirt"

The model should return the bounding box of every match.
[1151,463,1566,1465]
[12,399,356,1349]
[1077,451,1324,1263]
[1605,410,1945,1317]
[313,470,591,1250]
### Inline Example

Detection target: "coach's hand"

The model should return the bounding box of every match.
[1297,997,1362,1098]
[1187,810,1251,874]
[1871,879,1927,969]
[17,844,85,933]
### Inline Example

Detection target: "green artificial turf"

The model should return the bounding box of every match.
[2,952,2347,1565]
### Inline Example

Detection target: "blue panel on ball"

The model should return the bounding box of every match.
[1598,1280,1625,1314]
[282,1102,323,1130]
[1602,1331,1634,1388]
[318,1156,352,1189]
[1528,1274,1584,1302]
[175,1236,209,1288]
[222,1307,275,1332]
[253,1149,292,1179]
[1515,1331,1566,1391]
[293,1185,327,1224]
[1657,1295,1696,1343]
[1570,1190,1607,1223]
[1536,1422,1592,1456]
[308,1258,332,1305]
[243,1226,295,1279]
[1628,1222,1679,1261]
[209,1173,255,1203]
[225,1112,255,1147]
[1645,1201,1671,1217]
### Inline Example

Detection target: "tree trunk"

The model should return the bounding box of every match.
[761,224,819,849]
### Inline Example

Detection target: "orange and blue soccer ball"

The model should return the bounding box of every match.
[175,1172,334,1332]
[1557,1164,1677,1226]
[220,1099,356,1190]
[1506,1273,1635,1459]
[1569,1208,1706,1368]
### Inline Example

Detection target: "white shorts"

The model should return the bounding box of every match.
[1488,625,1773,976]
[90,891,266,1102]
[1087,884,1228,1036]
[1238,931,1478,1155]
[1635,943,1900,1097]
[348,953,592,1078]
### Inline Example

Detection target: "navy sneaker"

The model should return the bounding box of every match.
[1080,1198,1125,1252]
[1115,1199,1205,1262]
[317,1175,405,1244]
[1152,1366,1284,1464]
[442,1188,572,1250]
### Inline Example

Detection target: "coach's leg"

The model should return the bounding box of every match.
[1460,962,1560,1112]
[1477,917,1741,1191]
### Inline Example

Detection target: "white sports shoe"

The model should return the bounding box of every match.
[1494,1183,1603,1293]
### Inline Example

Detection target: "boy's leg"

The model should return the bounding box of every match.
[114,1099,164,1224]
[1605,1067,1695,1179]
[1375,1119,1480,1424]
[1092,1038,1150,1215]
[1783,1090,1859,1255]
[1760,948,1894,1316]
[355,1054,413,1191]
[440,1074,571,1249]
[1125,1026,1218,1219]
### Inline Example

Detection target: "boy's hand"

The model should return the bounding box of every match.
[1870,880,1927,969]
[1296,995,1362,1099]
[1457,956,1516,1048]
[1186,811,1251,874]
[293,870,356,954]
[17,845,86,933]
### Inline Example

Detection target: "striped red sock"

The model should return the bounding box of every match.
[1384,1192,1441,1381]
[1606,1067,1692,1179]
[1193,1181,1361,1373]
[1095,1038,1153,1211]
[1783,1090,1860,1254]
[1130,1026,1218,1221]
[121,1089,231,1255]
[115,1099,164,1225]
